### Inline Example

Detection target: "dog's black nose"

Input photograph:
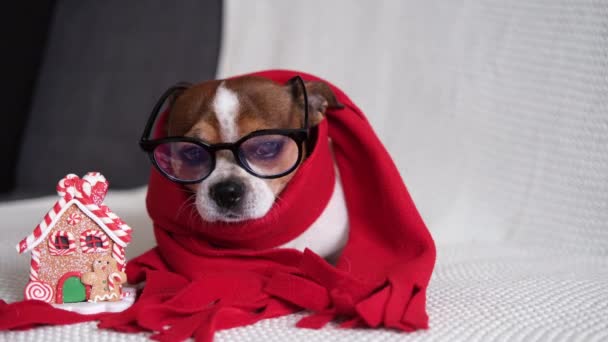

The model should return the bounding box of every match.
[210,179,245,209]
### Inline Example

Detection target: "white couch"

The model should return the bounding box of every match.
[2,0,607,341]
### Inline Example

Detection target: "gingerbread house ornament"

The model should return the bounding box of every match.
[16,172,135,313]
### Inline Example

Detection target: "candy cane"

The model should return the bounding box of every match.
[29,248,41,281]
[86,203,132,244]
[56,174,77,196]
[112,244,125,272]
[108,272,122,292]
[16,195,69,254]
[83,172,107,186]
[83,172,109,206]
[56,174,81,198]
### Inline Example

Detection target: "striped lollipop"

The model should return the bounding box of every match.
[24,281,53,302]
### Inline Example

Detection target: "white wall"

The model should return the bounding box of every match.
[218,0,608,250]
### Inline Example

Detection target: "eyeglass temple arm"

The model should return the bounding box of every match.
[292,75,310,131]
[140,82,192,142]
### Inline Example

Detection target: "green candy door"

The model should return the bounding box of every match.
[61,276,86,303]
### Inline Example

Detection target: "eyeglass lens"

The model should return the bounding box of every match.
[238,134,299,177]
[152,134,300,182]
[153,142,213,182]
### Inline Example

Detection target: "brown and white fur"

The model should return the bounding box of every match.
[167,76,348,258]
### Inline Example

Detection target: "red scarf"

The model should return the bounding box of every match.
[0,70,435,341]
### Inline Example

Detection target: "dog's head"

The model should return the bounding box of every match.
[163,76,340,222]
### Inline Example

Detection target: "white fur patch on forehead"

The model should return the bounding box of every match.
[212,82,240,142]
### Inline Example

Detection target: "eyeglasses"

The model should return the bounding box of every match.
[139,76,311,184]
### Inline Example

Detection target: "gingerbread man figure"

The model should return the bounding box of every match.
[81,255,126,302]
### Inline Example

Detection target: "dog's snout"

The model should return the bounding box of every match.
[210,179,245,209]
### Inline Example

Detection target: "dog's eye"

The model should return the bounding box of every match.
[179,146,207,164]
[250,139,284,159]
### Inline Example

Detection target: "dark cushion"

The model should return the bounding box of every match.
[0,1,55,194]
[13,0,222,198]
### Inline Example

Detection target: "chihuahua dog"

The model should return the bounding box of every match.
[166,76,348,258]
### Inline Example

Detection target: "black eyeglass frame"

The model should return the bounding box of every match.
[139,75,311,184]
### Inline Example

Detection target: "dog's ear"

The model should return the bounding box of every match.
[165,82,192,135]
[287,78,344,126]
